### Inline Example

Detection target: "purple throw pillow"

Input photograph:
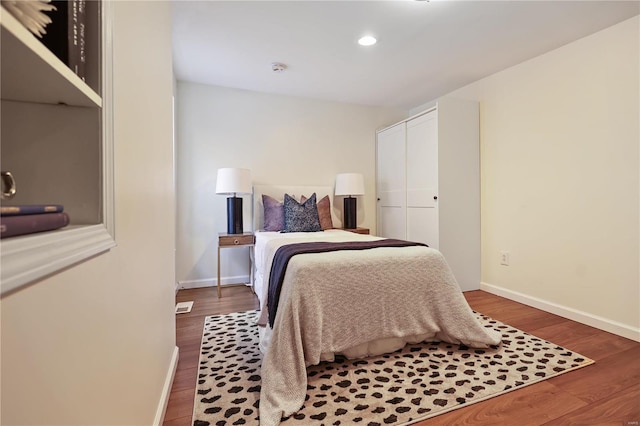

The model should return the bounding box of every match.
[262,194,285,231]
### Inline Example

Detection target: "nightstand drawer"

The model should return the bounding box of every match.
[343,227,370,235]
[219,233,255,247]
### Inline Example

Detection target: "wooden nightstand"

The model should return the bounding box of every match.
[217,232,255,298]
[343,227,370,235]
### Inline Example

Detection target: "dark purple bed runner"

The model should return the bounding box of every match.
[267,239,428,327]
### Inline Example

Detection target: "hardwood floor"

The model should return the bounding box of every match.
[163,286,639,426]
[164,285,259,426]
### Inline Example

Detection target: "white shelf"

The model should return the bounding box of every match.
[1,225,116,295]
[0,6,101,107]
[0,3,115,296]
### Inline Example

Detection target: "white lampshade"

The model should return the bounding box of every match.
[215,168,252,195]
[335,173,365,196]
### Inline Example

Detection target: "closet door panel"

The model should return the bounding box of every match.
[406,111,438,208]
[407,207,438,249]
[380,207,407,240]
[376,123,406,239]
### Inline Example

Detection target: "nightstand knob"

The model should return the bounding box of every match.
[233,238,240,245]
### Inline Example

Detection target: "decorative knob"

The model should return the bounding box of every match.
[434,196,438,200]
[233,239,239,245]
[1,171,16,200]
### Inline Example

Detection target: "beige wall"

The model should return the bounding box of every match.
[0,2,177,424]
[414,16,639,336]
[175,82,406,287]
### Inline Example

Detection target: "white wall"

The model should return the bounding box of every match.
[175,82,405,287]
[0,2,177,424]
[414,16,639,338]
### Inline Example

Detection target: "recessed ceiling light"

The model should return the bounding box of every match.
[358,36,377,46]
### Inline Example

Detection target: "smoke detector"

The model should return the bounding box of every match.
[271,62,287,73]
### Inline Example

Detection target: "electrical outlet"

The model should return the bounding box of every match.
[500,251,510,266]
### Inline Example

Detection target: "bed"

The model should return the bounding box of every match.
[252,185,502,426]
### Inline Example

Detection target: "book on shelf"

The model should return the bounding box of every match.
[0,212,70,239]
[39,0,86,80]
[0,204,64,216]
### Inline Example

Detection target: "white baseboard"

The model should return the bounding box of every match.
[480,282,640,342]
[153,346,179,426]
[178,274,250,290]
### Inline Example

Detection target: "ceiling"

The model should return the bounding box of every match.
[171,1,639,110]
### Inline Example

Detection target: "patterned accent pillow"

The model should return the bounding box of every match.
[262,194,285,231]
[300,194,333,230]
[283,193,322,232]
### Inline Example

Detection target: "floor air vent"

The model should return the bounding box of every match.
[175,301,194,314]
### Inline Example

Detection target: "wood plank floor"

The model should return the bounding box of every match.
[163,286,639,426]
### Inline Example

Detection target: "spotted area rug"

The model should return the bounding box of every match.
[192,310,593,426]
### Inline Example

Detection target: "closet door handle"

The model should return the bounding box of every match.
[433,196,438,200]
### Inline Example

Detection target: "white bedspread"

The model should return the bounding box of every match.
[254,230,381,325]
[256,231,502,426]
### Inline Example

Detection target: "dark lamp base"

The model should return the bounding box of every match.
[343,197,357,229]
[227,197,243,234]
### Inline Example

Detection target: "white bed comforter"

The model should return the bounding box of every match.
[256,231,502,426]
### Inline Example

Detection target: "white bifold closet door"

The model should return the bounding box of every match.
[376,123,406,240]
[375,97,479,291]
[406,110,439,249]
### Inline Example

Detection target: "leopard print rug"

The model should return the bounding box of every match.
[192,310,593,426]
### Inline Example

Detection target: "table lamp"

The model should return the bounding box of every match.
[216,168,252,234]
[335,173,365,229]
